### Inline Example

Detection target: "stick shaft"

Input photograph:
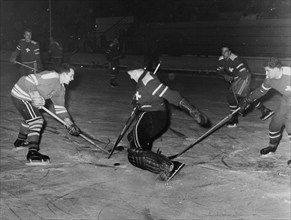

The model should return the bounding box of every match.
[169,108,241,159]
[15,61,36,71]
[41,106,109,154]
[108,107,137,159]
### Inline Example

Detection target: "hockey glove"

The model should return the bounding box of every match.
[179,98,211,128]
[238,97,252,116]
[64,118,81,136]
[30,91,45,108]
[218,73,233,83]
[67,124,81,136]
[223,74,234,83]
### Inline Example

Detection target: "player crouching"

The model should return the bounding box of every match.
[11,63,80,165]
[126,68,211,181]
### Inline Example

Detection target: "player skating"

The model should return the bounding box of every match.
[11,63,81,165]
[105,38,121,87]
[238,57,290,164]
[216,46,274,127]
[10,28,43,75]
[125,67,211,181]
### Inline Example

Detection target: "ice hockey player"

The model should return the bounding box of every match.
[126,68,211,181]
[105,38,121,87]
[238,57,290,164]
[10,28,43,75]
[216,46,274,127]
[11,63,80,165]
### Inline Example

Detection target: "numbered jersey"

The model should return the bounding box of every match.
[133,72,183,112]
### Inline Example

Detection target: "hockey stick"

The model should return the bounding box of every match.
[108,61,162,159]
[41,106,110,155]
[168,107,241,160]
[15,61,36,71]
[107,107,138,159]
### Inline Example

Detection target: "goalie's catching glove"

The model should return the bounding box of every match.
[64,118,81,136]
[179,98,211,128]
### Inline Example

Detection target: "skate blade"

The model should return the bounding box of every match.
[12,146,27,151]
[227,124,237,128]
[26,159,50,166]
[167,163,185,182]
[261,152,275,158]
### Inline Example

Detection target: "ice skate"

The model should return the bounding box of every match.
[226,116,238,128]
[260,108,274,121]
[260,145,278,157]
[26,149,50,166]
[166,161,185,182]
[13,138,29,151]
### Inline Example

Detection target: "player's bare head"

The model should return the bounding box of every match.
[127,68,145,82]
[58,63,75,74]
[264,57,283,79]
[58,63,75,85]
[263,57,282,69]
[24,28,32,42]
[221,46,231,59]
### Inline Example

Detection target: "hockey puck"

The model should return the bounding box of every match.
[116,146,125,151]
[114,163,121,166]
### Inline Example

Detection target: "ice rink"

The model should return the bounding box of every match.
[0,61,290,220]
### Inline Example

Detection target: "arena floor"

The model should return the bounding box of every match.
[0,61,290,220]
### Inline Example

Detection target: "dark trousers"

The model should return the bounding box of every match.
[129,110,168,151]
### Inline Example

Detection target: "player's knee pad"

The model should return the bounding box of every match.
[128,148,173,177]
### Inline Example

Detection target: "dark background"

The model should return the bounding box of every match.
[0,0,290,57]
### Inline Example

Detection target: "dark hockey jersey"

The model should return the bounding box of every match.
[133,72,183,111]
[11,71,70,119]
[217,53,250,79]
[15,39,41,64]
[249,66,291,101]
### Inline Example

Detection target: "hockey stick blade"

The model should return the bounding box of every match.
[40,106,109,155]
[168,108,241,160]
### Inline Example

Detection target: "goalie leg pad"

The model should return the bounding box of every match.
[128,148,173,178]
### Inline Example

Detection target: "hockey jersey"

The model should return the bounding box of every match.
[217,53,250,79]
[249,66,291,101]
[11,71,70,119]
[14,39,41,64]
[133,72,183,112]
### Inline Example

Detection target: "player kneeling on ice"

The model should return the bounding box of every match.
[126,68,211,181]
[11,63,81,165]
[238,58,290,164]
